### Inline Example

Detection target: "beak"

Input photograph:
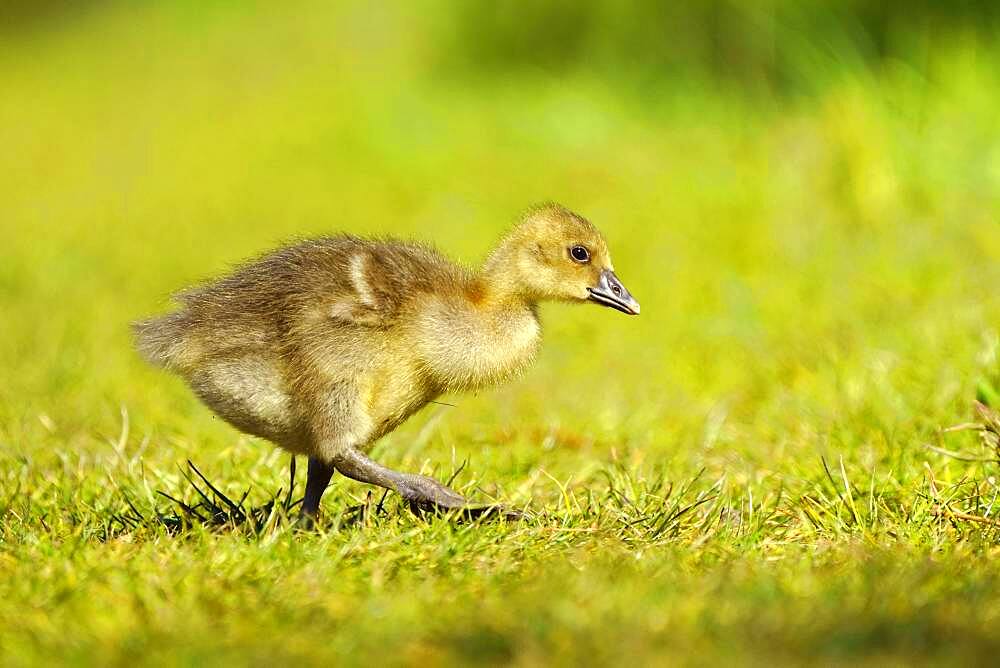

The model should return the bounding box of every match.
[587,269,640,315]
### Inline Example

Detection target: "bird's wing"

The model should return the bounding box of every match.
[172,236,463,331]
[322,242,457,328]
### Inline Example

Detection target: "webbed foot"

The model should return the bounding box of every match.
[333,448,527,522]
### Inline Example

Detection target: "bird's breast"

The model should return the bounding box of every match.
[412,298,541,391]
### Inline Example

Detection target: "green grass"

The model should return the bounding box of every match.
[3,2,1000,665]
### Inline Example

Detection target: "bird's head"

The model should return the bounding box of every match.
[484,203,640,315]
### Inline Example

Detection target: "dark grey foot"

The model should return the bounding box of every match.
[395,472,467,508]
[299,456,336,523]
[408,501,527,522]
[332,447,526,522]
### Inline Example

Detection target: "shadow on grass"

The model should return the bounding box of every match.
[109,458,307,536]
[108,458,392,537]
[107,457,523,538]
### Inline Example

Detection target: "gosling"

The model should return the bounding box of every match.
[133,203,640,520]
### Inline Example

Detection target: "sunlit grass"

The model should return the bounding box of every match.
[2,1,1000,665]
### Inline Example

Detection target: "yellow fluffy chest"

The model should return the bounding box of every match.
[412,297,541,391]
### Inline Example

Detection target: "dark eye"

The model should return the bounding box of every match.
[570,245,590,263]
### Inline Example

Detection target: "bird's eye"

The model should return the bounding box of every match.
[570,245,590,263]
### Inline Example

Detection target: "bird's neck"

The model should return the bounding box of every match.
[478,237,539,307]
[471,276,536,315]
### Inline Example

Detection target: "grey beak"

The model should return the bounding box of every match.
[587,269,640,315]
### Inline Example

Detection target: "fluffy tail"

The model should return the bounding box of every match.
[132,311,191,370]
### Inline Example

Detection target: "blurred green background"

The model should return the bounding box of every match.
[2,1,1000,665]
[3,0,998,436]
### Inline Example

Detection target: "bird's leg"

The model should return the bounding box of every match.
[299,456,336,521]
[332,447,467,511]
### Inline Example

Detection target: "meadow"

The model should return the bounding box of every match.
[2,2,1000,665]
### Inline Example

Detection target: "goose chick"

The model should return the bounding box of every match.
[133,203,640,520]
